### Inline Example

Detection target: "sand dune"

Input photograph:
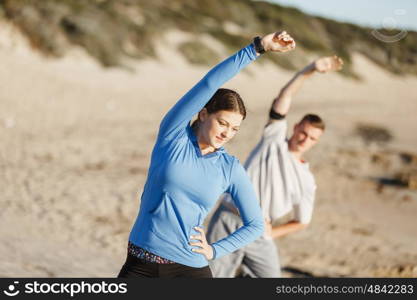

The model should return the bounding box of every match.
[1,23,416,277]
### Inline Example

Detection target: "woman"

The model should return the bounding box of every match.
[118,31,296,278]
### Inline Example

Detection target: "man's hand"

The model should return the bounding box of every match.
[264,218,273,239]
[189,226,214,260]
[261,31,296,53]
[314,55,344,73]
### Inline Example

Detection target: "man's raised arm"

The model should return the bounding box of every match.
[269,55,344,120]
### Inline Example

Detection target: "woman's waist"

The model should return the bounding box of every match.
[129,232,209,268]
[128,241,176,264]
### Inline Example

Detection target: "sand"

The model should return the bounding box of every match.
[1,24,416,277]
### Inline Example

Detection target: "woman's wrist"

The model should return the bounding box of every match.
[253,36,266,56]
[209,244,216,260]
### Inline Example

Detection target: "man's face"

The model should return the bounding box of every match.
[290,121,323,154]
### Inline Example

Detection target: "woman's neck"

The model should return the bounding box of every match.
[199,141,216,155]
[193,124,216,155]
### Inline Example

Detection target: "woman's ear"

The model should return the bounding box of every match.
[198,108,208,122]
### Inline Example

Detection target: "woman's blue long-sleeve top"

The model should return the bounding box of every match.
[128,44,264,268]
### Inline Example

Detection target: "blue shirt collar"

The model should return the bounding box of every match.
[187,124,225,158]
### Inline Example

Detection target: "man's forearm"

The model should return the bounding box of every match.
[271,220,308,239]
[271,63,316,116]
[270,55,343,117]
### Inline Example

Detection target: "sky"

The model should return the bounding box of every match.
[270,0,417,31]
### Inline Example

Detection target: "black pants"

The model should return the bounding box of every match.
[117,254,213,278]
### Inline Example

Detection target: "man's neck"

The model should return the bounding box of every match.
[290,149,303,162]
[288,138,304,162]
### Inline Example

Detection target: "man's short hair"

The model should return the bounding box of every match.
[300,114,325,131]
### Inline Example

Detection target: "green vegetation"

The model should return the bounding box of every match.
[1,0,416,77]
[178,41,220,66]
[355,123,393,145]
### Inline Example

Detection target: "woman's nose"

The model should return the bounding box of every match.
[221,128,231,139]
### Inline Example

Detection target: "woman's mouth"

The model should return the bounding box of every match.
[215,136,224,143]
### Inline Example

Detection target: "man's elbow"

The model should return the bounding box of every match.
[297,221,310,230]
[292,220,309,230]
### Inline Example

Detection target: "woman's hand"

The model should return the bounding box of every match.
[261,31,296,53]
[189,226,214,260]
[314,55,344,73]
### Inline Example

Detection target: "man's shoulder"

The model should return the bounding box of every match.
[262,119,288,140]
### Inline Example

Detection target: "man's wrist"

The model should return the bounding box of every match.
[299,63,316,75]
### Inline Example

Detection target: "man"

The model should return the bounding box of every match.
[206,55,343,277]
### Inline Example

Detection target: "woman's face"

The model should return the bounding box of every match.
[198,109,244,149]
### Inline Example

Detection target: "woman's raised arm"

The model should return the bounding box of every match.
[158,31,296,141]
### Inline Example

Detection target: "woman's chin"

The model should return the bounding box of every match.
[212,141,224,149]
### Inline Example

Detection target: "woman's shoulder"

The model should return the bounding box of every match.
[218,151,243,171]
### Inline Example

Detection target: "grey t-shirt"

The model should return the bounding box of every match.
[227,120,316,224]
